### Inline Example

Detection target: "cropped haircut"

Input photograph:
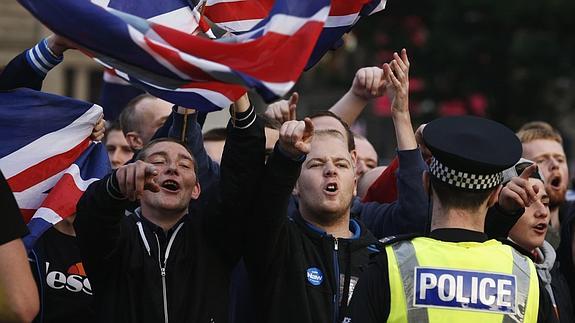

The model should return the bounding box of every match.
[516,121,563,145]
[308,111,355,152]
[430,176,497,211]
[119,93,155,136]
[103,121,123,144]
[135,137,198,174]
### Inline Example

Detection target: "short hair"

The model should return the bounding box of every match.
[119,93,155,135]
[203,128,227,142]
[135,137,197,174]
[308,111,355,151]
[103,121,123,144]
[516,121,563,145]
[430,176,497,211]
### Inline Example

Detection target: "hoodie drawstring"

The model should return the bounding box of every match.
[137,221,152,256]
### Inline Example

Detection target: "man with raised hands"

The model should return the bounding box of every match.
[243,51,424,323]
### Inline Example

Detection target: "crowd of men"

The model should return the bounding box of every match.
[1,34,575,323]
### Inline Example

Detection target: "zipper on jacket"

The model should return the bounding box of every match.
[155,235,169,323]
[332,237,340,323]
[153,222,184,323]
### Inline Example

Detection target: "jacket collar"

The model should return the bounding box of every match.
[133,207,187,237]
[301,216,362,240]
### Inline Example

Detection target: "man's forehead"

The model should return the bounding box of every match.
[312,116,346,133]
[307,134,350,159]
[146,142,192,159]
[355,137,377,158]
[523,139,565,157]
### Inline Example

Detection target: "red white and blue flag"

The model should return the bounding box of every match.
[203,0,387,69]
[94,0,213,119]
[18,0,331,111]
[0,89,110,249]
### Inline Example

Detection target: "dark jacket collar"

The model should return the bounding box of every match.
[302,216,362,240]
[133,207,187,238]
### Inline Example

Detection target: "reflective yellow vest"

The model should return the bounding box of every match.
[386,237,539,323]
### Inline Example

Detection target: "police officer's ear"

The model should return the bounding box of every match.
[486,185,503,208]
[422,171,431,195]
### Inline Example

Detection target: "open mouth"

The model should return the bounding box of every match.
[324,182,338,194]
[533,223,548,233]
[161,180,180,192]
[549,176,562,190]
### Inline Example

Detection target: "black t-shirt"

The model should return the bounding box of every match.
[0,170,28,245]
[32,227,95,323]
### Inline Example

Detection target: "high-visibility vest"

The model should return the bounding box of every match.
[386,237,539,323]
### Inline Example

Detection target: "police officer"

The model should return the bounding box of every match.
[346,116,557,323]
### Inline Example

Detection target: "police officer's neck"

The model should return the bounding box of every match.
[431,204,486,233]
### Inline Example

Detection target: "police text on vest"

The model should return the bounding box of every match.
[414,267,516,314]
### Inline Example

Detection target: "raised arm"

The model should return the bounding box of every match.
[205,94,266,259]
[245,117,313,274]
[0,35,72,91]
[329,65,388,125]
[359,50,429,238]
[264,64,388,127]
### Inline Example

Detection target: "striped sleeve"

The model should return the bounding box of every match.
[230,105,256,129]
[25,38,63,76]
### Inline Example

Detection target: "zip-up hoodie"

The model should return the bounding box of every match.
[245,146,383,323]
[75,112,265,323]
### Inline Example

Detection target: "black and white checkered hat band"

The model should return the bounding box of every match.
[429,158,503,190]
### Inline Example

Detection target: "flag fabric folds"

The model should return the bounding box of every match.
[0,89,110,250]
[17,0,331,111]
[203,0,387,69]
[96,0,211,120]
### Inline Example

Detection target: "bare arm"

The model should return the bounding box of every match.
[0,239,39,323]
[385,49,417,151]
[265,65,387,127]
[329,66,388,125]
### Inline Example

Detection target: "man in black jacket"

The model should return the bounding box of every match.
[244,50,421,323]
[74,96,264,323]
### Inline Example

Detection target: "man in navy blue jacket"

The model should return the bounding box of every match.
[242,49,427,323]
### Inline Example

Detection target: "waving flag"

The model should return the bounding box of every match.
[0,89,110,249]
[94,0,211,120]
[203,0,387,69]
[18,0,330,111]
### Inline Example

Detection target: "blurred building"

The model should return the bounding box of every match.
[0,0,103,102]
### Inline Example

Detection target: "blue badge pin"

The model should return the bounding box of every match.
[306,267,324,286]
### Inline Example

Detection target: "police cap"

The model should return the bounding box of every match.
[423,116,522,191]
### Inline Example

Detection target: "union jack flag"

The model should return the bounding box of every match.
[95,0,213,119]
[18,0,331,112]
[0,89,111,250]
[203,0,387,69]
